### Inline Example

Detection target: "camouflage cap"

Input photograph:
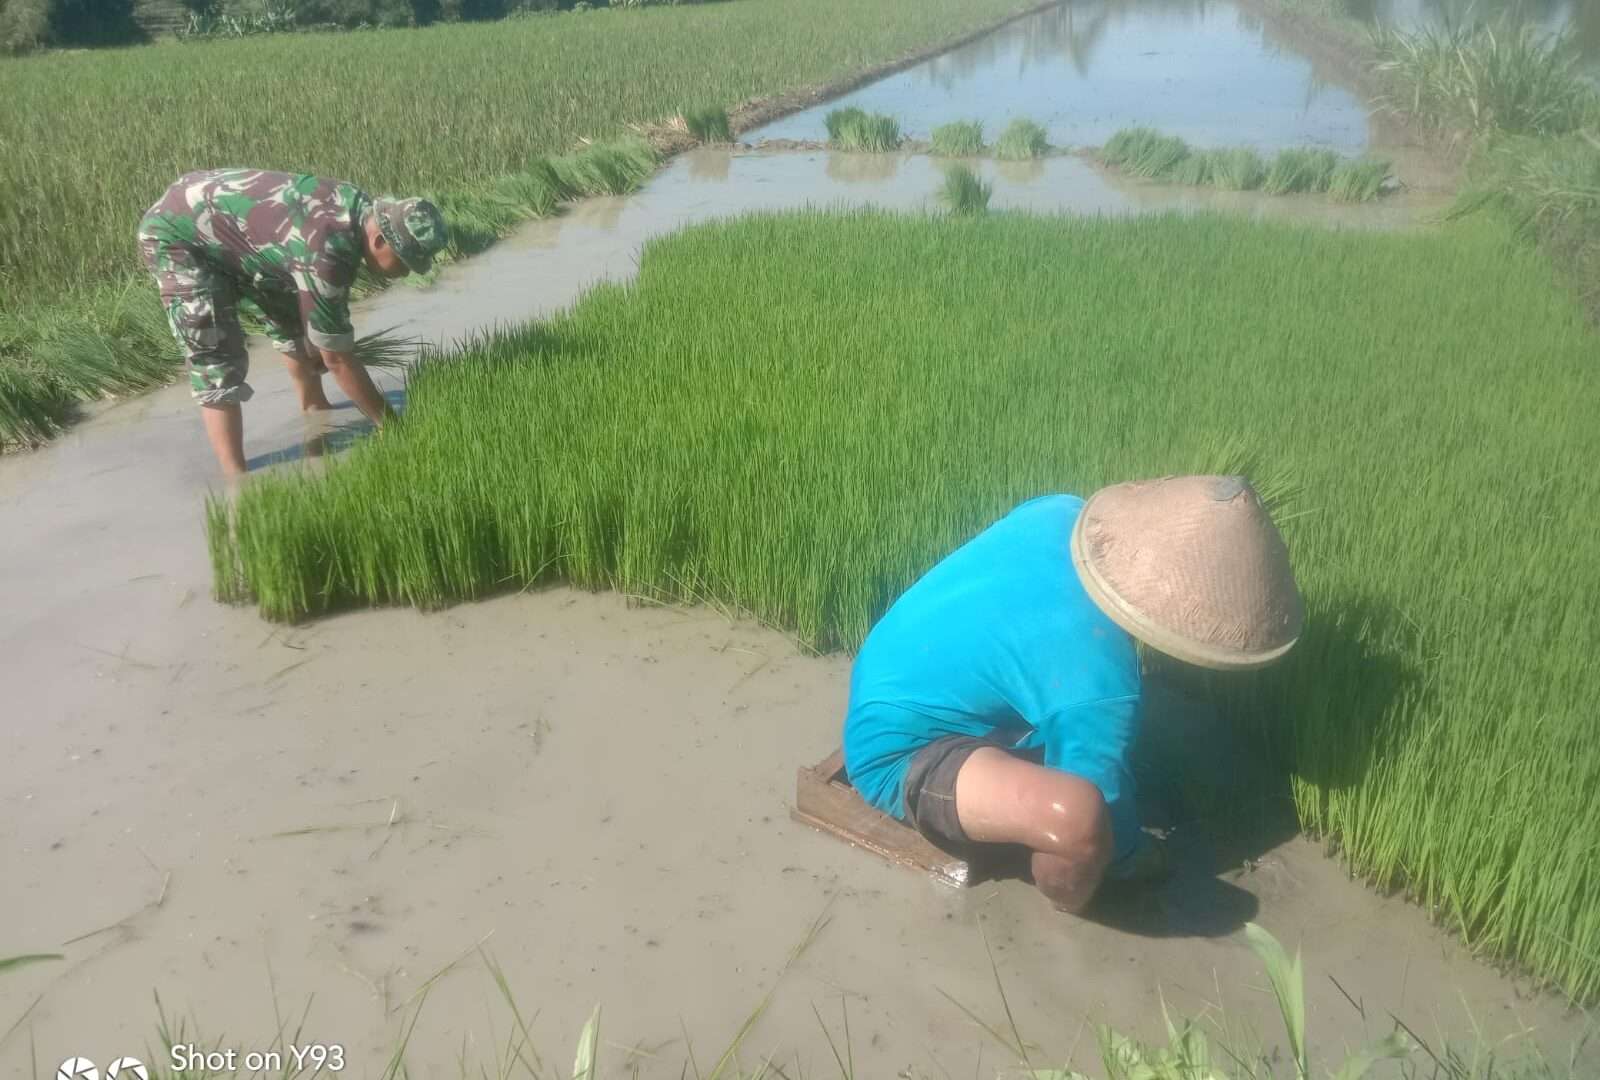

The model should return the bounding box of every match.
[373,197,448,275]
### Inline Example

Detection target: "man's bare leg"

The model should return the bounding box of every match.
[200,402,247,478]
[954,748,1113,913]
[283,351,333,412]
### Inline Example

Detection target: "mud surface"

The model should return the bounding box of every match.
[0,4,1586,1075]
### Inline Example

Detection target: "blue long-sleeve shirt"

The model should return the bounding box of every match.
[842,495,1144,863]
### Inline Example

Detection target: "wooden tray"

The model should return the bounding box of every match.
[792,749,972,888]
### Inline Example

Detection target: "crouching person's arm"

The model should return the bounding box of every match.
[953,748,1112,913]
[319,348,396,427]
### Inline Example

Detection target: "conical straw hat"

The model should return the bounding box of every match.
[1070,475,1304,671]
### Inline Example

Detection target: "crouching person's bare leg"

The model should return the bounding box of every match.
[954,748,1112,913]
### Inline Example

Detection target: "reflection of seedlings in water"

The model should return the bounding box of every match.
[687,149,733,183]
[939,163,992,214]
[566,196,628,232]
[994,157,1046,185]
[825,151,902,184]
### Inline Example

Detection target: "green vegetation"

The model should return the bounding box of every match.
[1372,21,1598,138]
[992,116,1050,160]
[208,209,1600,999]
[0,0,1037,444]
[681,104,732,143]
[1328,155,1393,202]
[1101,126,1191,178]
[1262,147,1340,194]
[930,119,986,156]
[0,136,655,447]
[1099,128,1379,200]
[125,921,1594,1077]
[825,106,903,152]
[1211,147,1269,191]
[937,163,991,214]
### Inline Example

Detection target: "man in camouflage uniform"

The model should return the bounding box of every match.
[139,168,448,477]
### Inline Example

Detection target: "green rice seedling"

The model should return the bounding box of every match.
[1210,146,1268,191]
[1262,147,1340,194]
[938,163,992,214]
[1170,149,1219,187]
[1328,156,1392,203]
[550,137,658,197]
[1128,133,1190,179]
[1100,127,1191,179]
[1372,20,1600,137]
[991,117,1049,161]
[826,108,902,152]
[210,209,1600,1001]
[824,106,868,144]
[0,0,1041,444]
[682,105,732,143]
[930,119,985,157]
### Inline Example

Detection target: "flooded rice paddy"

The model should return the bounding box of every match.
[0,1,1583,1075]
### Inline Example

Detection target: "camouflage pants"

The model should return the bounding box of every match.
[137,219,309,406]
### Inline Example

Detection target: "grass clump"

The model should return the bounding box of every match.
[209,209,1600,1002]
[1210,146,1268,191]
[991,117,1049,161]
[938,164,991,214]
[1373,20,1599,138]
[1262,147,1340,194]
[1171,149,1220,187]
[825,107,902,152]
[1100,127,1191,179]
[930,119,985,157]
[1328,156,1392,202]
[681,105,732,143]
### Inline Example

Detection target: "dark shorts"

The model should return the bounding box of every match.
[902,734,1042,856]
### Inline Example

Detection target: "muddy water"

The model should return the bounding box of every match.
[752,0,1371,151]
[361,149,1445,350]
[0,9,1582,1077]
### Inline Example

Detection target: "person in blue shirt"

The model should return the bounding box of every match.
[843,475,1304,913]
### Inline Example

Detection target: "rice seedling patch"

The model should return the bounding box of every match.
[930,120,985,157]
[938,164,992,214]
[991,118,1049,161]
[825,108,902,153]
[208,208,1600,1000]
[1328,157,1393,202]
[1262,147,1341,194]
[682,105,732,144]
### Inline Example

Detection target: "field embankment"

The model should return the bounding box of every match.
[0,0,1050,446]
[209,208,1600,1003]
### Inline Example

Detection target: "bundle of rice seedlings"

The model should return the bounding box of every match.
[825,107,902,152]
[1171,149,1220,187]
[931,120,985,156]
[352,327,422,371]
[938,163,992,214]
[1127,132,1190,179]
[1328,157,1393,202]
[992,118,1049,161]
[551,138,658,197]
[1263,148,1340,194]
[1211,147,1268,190]
[1100,127,1160,168]
[681,105,731,143]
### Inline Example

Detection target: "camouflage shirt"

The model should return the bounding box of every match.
[140,168,370,354]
